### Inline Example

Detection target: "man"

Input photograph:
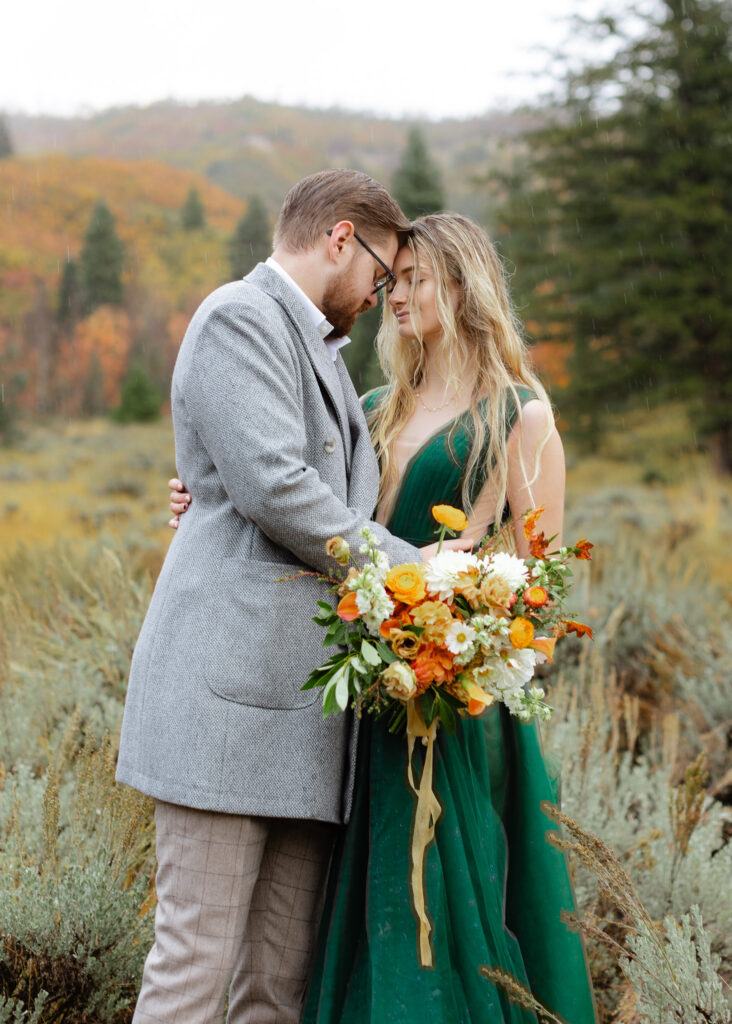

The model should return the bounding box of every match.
[117,170,433,1023]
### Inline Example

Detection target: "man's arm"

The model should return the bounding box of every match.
[182,300,421,573]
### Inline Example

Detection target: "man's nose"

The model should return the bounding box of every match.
[365,289,379,310]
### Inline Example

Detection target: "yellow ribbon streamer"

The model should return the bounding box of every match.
[405,698,442,969]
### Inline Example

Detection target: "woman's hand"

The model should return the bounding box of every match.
[419,536,475,562]
[168,478,191,530]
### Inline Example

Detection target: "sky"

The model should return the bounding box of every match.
[2,0,610,120]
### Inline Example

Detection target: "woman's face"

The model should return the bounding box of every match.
[387,245,458,344]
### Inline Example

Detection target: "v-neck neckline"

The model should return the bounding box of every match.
[383,406,473,530]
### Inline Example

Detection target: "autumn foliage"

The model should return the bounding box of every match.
[0,155,244,419]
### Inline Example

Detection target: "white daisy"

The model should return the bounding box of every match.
[445,621,478,657]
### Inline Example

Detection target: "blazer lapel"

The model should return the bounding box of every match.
[246,264,352,470]
[336,357,380,513]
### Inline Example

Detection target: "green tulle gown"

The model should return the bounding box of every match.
[303,390,597,1024]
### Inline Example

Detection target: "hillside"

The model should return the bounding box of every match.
[0,155,246,417]
[6,97,539,222]
[0,154,243,318]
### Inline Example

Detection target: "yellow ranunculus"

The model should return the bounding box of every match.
[385,564,427,605]
[509,616,535,649]
[431,504,468,531]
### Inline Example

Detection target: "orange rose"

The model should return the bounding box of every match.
[431,504,468,531]
[523,586,549,609]
[385,563,427,605]
[337,592,360,621]
[411,643,455,690]
[509,616,535,649]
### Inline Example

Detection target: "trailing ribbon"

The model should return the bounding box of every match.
[405,699,442,969]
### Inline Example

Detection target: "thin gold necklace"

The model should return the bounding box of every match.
[415,390,457,413]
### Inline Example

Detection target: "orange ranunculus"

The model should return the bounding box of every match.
[431,504,468,531]
[411,643,455,689]
[337,592,360,621]
[523,506,545,541]
[574,539,594,561]
[530,636,556,661]
[509,616,535,649]
[562,620,594,639]
[523,585,549,609]
[461,679,495,716]
[385,564,427,605]
[529,531,550,558]
[379,617,402,639]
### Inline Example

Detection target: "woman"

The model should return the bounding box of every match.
[170,214,596,1023]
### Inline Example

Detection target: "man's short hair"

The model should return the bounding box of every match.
[273,169,411,252]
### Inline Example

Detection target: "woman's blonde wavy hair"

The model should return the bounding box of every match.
[369,212,553,527]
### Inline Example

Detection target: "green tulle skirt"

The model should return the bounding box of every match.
[303,710,597,1024]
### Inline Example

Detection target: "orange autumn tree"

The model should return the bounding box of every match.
[58,307,132,416]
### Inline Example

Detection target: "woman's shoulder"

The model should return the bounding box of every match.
[359,385,388,414]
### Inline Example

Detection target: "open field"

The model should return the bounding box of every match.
[1,412,730,1021]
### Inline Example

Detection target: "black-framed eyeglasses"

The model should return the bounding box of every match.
[326,228,396,293]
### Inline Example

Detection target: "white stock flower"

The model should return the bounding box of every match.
[425,550,479,602]
[445,621,478,657]
[355,582,394,634]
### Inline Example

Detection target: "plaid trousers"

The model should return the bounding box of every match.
[133,801,336,1024]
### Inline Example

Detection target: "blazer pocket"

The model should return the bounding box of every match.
[203,558,335,710]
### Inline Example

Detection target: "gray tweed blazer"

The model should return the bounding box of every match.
[116,263,419,823]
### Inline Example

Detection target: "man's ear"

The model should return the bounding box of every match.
[326,221,356,264]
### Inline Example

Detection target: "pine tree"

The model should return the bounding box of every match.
[0,117,13,159]
[500,0,732,469]
[181,187,205,231]
[57,258,81,327]
[392,127,446,221]
[113,361,163,422]
[80,201,124,315]
[229,195,271,279]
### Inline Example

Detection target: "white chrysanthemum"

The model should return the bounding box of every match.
[481,552,529,591]
[445,621,477,657]
[425,550,479,601]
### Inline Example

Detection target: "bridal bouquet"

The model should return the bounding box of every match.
[299,505,592,968]
[302,505,593,733]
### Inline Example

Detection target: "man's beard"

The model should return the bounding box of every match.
[321,272,370,340]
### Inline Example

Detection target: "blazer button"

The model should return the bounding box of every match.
[323,438,337,454]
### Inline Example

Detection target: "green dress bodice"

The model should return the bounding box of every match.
[303,388,597,1024]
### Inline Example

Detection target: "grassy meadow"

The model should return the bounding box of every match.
[1,410,731,1022]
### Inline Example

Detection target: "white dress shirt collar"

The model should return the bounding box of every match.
[265,256,351,361]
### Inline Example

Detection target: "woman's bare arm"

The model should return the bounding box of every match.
[506,400,565,558]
